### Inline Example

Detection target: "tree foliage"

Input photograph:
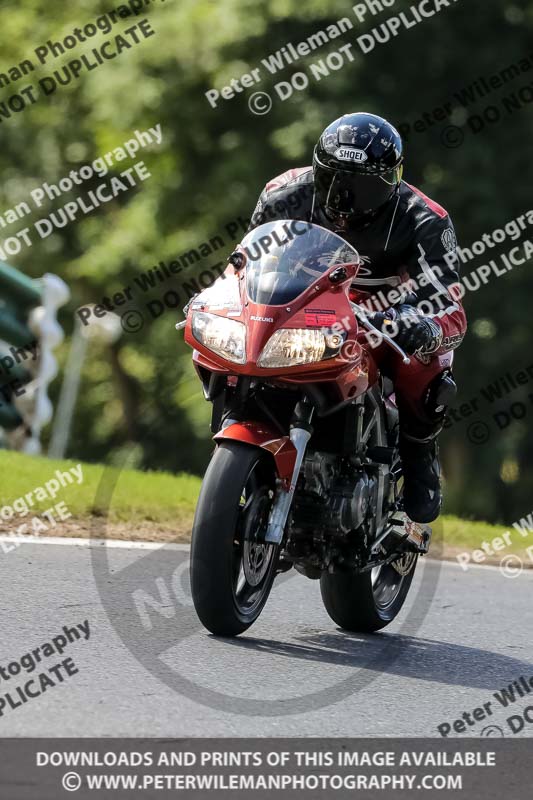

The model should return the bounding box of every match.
[1,0,531,522]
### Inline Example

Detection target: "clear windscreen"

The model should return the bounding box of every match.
[242,220,359,306]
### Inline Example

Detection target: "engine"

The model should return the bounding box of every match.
[291,452,377,539]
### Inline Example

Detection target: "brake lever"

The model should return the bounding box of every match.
[350,303,411,366]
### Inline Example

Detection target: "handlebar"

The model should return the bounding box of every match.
[350,303,411,366]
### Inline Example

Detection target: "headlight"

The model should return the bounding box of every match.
[192,312,246,364]
[257,328,345,368]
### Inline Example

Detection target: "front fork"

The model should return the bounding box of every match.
[264,401,314,545]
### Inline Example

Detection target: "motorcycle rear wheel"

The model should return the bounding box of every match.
[190,441,279,636]
[320,552,417,633]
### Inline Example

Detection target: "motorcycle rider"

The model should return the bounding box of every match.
[247,112,466,524]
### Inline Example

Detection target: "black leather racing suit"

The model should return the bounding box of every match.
[247,166,467,440]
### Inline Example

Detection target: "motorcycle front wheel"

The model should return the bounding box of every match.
[190,441,279,636]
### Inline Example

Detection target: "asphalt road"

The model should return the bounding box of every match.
[1,538,532,738]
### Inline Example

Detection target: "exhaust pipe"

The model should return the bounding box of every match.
[394,517,432,554]
[372,514,432,555]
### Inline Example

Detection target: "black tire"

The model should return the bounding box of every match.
[190,441,278,636]
[320,553,417,633]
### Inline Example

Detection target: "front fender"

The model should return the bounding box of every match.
[213,422,296,484]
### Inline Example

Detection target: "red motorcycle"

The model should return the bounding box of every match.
[181,220,431,637]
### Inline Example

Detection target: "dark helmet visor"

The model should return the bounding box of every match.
[314,162,402,215]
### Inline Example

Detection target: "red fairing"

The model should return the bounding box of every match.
[214,422,296,485]
[185,257,373,403]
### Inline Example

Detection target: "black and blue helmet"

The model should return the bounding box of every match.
[313,112,404,219]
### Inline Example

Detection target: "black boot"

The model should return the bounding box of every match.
[399,434,442,523]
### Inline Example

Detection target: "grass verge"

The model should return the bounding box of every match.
[1,451,531,562]
[0,450,201,543]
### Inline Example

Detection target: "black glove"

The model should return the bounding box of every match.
[367,305,443,355]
